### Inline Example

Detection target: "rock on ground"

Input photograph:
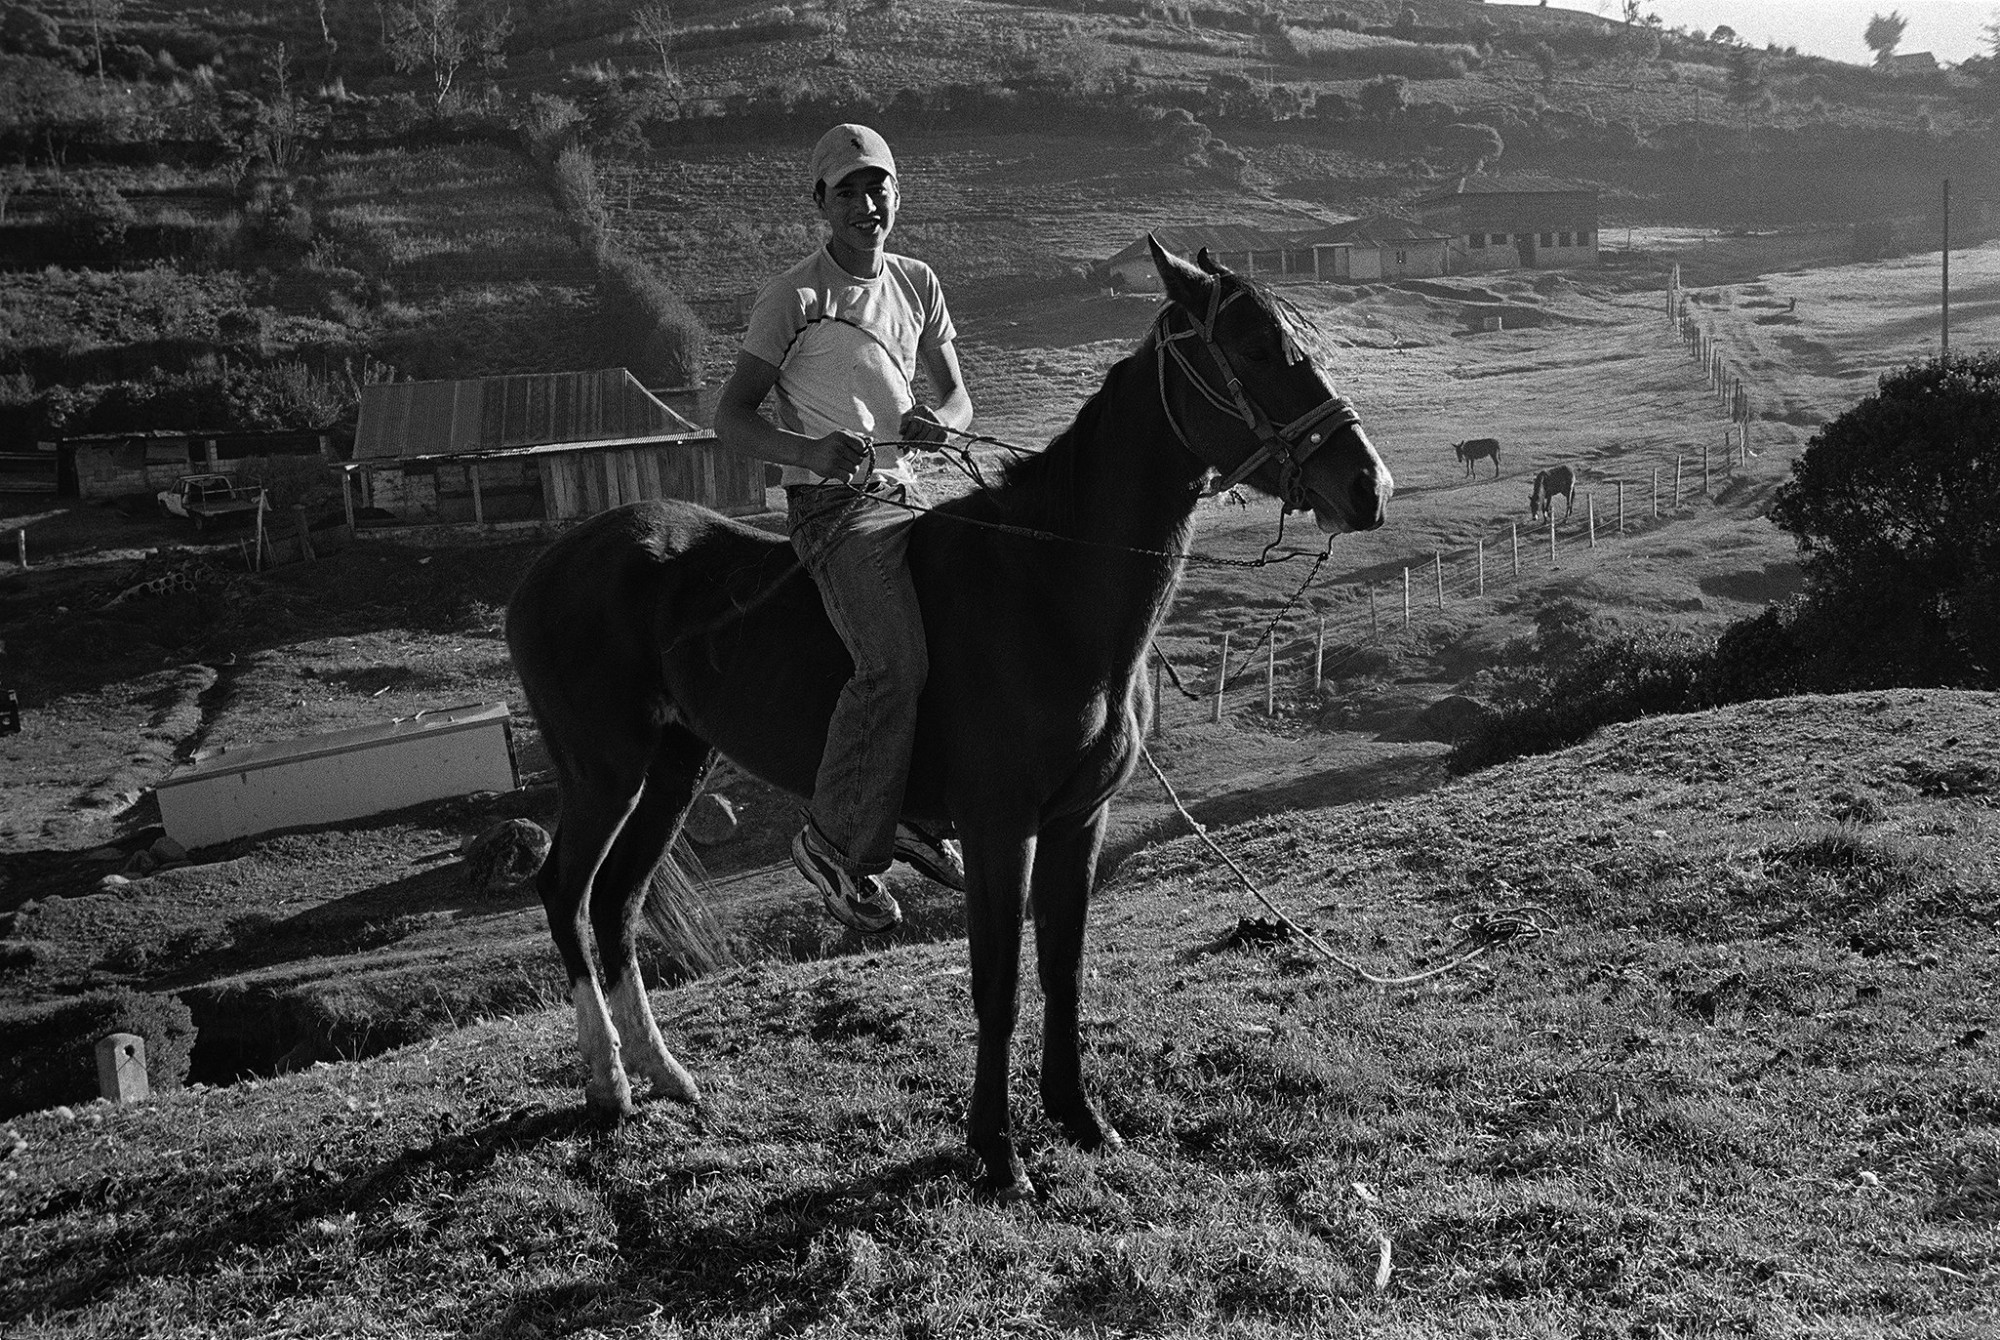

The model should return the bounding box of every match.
[463,819,551,896]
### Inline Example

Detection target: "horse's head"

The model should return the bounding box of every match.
[1148,236,1392,535]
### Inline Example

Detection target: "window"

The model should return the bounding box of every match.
[1540,232,1554,247]
[1581,230,1594,247]
[1396,250,1408,264]
[1470,233,1487,248]
[1560,231,1573,247]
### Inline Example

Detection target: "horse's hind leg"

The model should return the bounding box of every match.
[540,748,652,1119]
[590,723,714,1105]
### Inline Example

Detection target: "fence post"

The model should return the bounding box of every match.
[1618,481,1626,534]
[1313,615,1325,688]
[1434,552,1444,610]
[1477,538,1485,596]
[1652,467,1660,519]
[1588,492,1596,548]
[1549,511,1557,566]
[14,529,24,569]
[1212,632,1228,724]
[1702,444,1710,496]
[1511,523,1519,576]
[1402,567,1411,629]
[1675,456,1684,510]
[1265,637,1276,715]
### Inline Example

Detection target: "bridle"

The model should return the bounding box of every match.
[1152,278,1363,512]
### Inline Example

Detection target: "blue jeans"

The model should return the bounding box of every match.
[787,479,926,875]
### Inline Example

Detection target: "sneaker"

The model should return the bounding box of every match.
[792,827,902,933]
[894,822,967,891]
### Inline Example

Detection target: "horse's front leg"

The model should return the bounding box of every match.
[1032,803,1122,1153]
[962,827,1037,1201]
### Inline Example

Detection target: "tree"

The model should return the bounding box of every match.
[1710,24,1738,46]
[1768,353,2000,685]
[385,0,512,115]
[1864,11,1907,66]
[632,0,675,78]
[1725,45,1765,133]
[75,0,125,81]
[1531,40,1557,91]
[1358,73,1409,121]
[1441,121,1503,174]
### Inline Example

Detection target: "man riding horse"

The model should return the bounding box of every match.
[714,124,974,934]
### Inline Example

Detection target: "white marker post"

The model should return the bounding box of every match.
[1212,631,1229,724]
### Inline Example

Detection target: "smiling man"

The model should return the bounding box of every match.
[715,123,974,934]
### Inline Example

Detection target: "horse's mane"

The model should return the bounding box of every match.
[997,334,1149,495]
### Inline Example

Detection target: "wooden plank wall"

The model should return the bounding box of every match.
[541,440,762,521]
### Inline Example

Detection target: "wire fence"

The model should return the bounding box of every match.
[1151,272,1760,731]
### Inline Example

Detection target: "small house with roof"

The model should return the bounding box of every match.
[1881,51,1939,76]
[345,368,760,528]
[1104,224,1314,290]
[1296,215,1453,281]
[1408,174,1601,273]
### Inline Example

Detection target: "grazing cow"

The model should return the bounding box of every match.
[1529,465,1575,520]
[1453,437,1501,478]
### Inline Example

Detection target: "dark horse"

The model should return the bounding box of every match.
[504,239,1393,1199]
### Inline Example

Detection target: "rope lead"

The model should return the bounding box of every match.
[1136,742,1553,987]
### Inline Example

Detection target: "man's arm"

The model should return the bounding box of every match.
[902,340,973,444]
[714,351,871,481]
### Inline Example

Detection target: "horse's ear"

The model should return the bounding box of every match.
[1148,234,1210,310]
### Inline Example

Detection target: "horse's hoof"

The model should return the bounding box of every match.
[1047,1096,1122,1152]
[585,1078,637,1123]
[642,1060,702,1105]
[981,1166,1038,1205]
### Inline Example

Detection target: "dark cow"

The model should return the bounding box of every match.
[1453,437,1501,478]
[1529,465,1575,520]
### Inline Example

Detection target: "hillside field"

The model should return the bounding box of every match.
[2,688,1996,1336]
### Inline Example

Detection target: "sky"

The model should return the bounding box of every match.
[1486,1,1998,66]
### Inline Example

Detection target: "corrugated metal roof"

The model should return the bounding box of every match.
[1296,215,1454,247]
[354,369,697,461]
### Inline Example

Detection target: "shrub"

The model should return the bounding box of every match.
[1358,73,1411,121]
[596,245,706,387]
[0,988,196,1118]
[1768,352,2000,687]
[1447,602,1712,774]
[551,144,607,249]
[50,177,138,262]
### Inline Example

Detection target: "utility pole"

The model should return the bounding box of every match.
[1942,178,1951,359]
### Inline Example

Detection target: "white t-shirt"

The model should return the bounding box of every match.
[742,246,956,486]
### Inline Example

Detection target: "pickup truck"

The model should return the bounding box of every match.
[156,473,265,531]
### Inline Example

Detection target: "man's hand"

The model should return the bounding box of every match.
[806,430,874,484]
[900,404,949,448]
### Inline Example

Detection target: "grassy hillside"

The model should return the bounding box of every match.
[3,690,1996,1336]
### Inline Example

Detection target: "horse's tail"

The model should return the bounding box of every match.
[644,834,735,978]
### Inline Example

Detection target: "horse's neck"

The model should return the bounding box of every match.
[1033,343,1207,674]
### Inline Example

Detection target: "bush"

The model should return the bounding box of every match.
[596,245,706,387]
[0,988,196,1118]
[50,176,138,262]
[1447,603,1711,774]
[1768,352,2000,687]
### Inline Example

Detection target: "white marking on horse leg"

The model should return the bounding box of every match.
[572,978,634,1117]
[608,965,700,1103]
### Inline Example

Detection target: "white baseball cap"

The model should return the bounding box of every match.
[810,123,896,194]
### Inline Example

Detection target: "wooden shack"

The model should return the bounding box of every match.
[346,368,762,526]
[60,429,332,500]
